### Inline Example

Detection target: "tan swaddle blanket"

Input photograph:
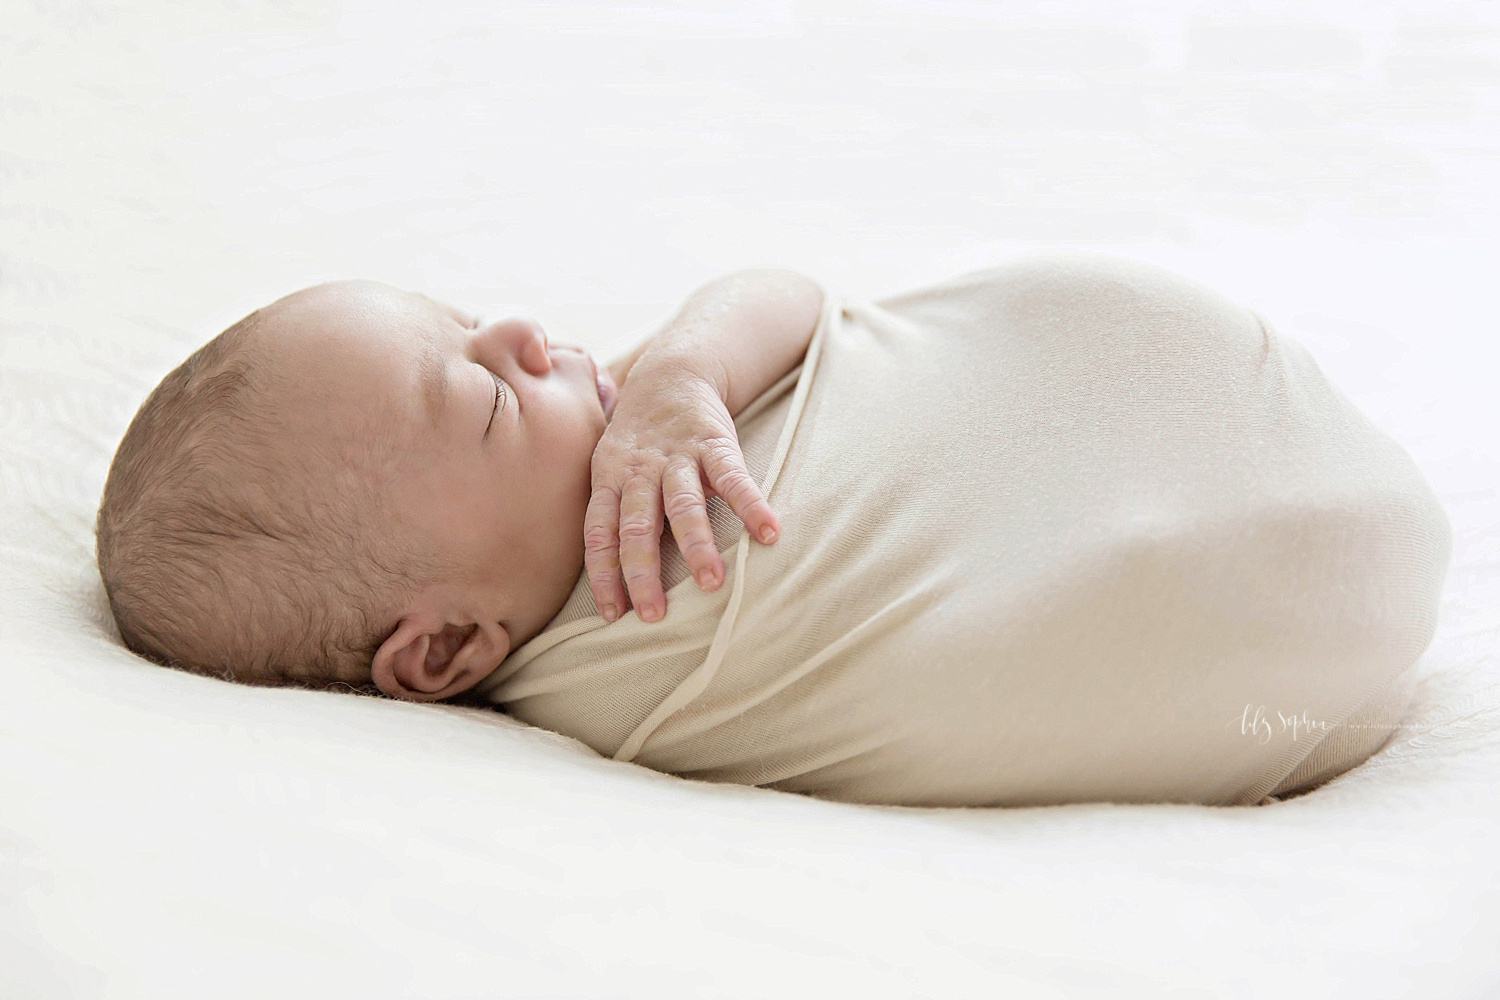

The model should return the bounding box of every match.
[474,252,1451,807]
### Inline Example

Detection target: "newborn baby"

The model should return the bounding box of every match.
[96,269,812,692]
[96,253,1452,808]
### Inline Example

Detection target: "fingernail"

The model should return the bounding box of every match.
[641,602,662,622]
[695,568,717,590]
[600,603,617,622]
[759,526,777,543]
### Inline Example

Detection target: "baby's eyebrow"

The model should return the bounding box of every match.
[418,336,449,429]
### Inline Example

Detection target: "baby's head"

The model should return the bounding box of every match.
[96,280,613,701]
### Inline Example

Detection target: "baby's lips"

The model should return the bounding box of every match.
[593,359,618,419]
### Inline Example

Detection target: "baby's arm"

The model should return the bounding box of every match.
[611,268,824,418]
[585,268,824,623]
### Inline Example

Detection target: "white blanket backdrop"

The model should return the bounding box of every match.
[3,1,1497,996]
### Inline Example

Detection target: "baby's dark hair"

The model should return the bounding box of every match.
[95,307,444,691]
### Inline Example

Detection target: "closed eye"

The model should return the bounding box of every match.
[485,370,506,439]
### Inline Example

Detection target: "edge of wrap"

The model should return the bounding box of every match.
[611,286,844,763]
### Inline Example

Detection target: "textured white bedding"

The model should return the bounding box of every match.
[3,1,1496,996]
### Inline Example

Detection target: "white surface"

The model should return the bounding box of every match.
[2,1,1497,996]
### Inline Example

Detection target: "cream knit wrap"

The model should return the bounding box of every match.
[474,252,1451,807]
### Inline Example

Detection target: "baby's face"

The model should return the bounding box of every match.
[259,279,614,654]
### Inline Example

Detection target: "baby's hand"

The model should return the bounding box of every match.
[585,360,779,624]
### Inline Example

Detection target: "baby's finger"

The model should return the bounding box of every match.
[701,439,779,545]
[662,459,723,593]
[583,485,629,622]
[618,472,667,623]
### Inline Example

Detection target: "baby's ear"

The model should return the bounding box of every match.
[371,612,510,702]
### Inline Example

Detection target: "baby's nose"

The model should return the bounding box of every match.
[480,315,550,371]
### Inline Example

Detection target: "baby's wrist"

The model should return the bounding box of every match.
[634,269,819,418]
[629,339,730,407]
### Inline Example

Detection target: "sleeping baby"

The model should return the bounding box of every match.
[95,252,1452,808]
